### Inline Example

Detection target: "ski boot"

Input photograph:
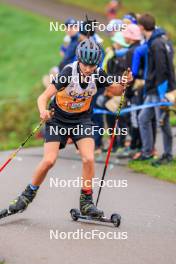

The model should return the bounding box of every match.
[80,191,104,218]
[9,184,38,213]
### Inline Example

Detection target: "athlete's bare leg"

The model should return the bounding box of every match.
[76,137,104,216]
[76,138,95,191]
[8,142,60,213]
[32,142,60,186]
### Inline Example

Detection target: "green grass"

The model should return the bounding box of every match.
[0,4,65,150]
[0,4,64,99]
[57,0,176,44]
[129,159,176,183]
[170,112,176,126]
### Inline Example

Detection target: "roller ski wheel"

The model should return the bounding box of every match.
[70,209,121,227]
[111,213,121,227]
[70,208,80,221]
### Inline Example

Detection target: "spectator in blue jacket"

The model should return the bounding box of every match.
[137,14,175,164]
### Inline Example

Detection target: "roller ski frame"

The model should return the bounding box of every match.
[70,208,121,227]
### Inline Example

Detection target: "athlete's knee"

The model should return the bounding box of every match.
[82,156,94,166]
[42,157,57,169]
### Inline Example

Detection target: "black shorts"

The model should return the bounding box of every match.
[44,120,94,149]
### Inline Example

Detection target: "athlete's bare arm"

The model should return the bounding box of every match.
[37,84,57,121]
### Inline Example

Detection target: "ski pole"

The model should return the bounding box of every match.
[0,120,44,173]
[96,70,130,206]
[0,108,55,173]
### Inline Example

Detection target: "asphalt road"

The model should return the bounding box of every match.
[1,0,107,24]
[0,145,176,264]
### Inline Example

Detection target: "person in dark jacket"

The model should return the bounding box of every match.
[137,14,175,164]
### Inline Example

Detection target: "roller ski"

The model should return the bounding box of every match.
[70,191,121,227]
[0,184,38,220]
